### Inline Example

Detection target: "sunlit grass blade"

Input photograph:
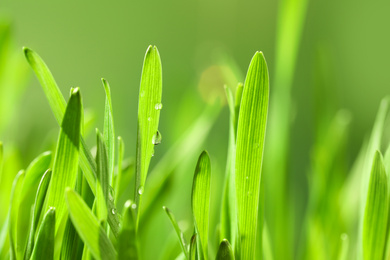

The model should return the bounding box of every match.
[363,150,388,260]
[101,78,115,185]
[8,170,24,260]
[262,221,273,260]
[216,239,234,260]
[65,188,117,260]
[134,45,163,228]
[235,51,269,259]
[24,169,52,260]
[0,142,3,184]
[117,200,138,259]
[30,208,56,260]
[191,151,211,260]
[114,136,125,203]
[0,215,9,259]
[141,103,220,224]
[23,48,122,235]
[189,234,197,260]
[163,206,189,259]
[337,234,349,260]
[96,129,109,223]
[44,88,81,233]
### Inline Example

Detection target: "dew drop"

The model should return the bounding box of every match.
[131,204,137,209]
[140,91,145,98]
[155,103,163,110]
[111,208,117,215]
[246,176,249,180]
[147,117,151,121]
[137,186,144,195]
[108,186,115,201]
[152,130,162,145]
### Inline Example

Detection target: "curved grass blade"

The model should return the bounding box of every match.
[65,188,117,260]
[101,78,115,185]
[8,170,25,260]
[191,151,211,260]
[30,208,56,260]
[163,206,188,259]
[24,170,52,260]
[118,200,138,259]
[44,88,81,233]
[134,45,163,228]
[189,235,197,260]
[96,129,109,223]
[216,239,234,260]
[363,151,388,260]
[235,52,269,259]
[23,48,123,236]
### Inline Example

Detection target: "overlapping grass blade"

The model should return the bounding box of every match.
[101,78,115,185]
[191,151,211,260]
[23,48,120,236]
[235,52,269,259]
[216,239,234,260]
[24,170,52,260]
[30,208,56,260]
[363,151,388,260]
[65,188,117,260]
[117,200,138,259]
[189,235,197,260]
[8,170,24,260]
[163,206,188,259]
[134,45,163,227]
[44,88,81,232]
[96,129,109,222]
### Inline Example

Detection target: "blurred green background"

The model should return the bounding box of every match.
[1,0,390,258]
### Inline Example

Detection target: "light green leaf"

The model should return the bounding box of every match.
[337,234,349,260]
[30,208,56,260]
[262,221,273,260]
[216,239,234,260]
[117,200,138,260]
[45,88,81,232]
[191,151,211,260]
[24,170,52,260]
[65,188,117,260]
[102,78,115,185]
[189,235,197,260]
[363,150,388,260]
[134,45,163,228]
[235,51,269,259]
[0,142,3,184]
[114,136,125,204]
[23,48,120,236]
[8,170,25,260]
[163,206,188,259]
[96,129,109,223]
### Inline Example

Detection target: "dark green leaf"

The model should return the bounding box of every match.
[216,239,234,260]
[117,200,138,260]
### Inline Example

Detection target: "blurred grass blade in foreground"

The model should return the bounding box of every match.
[65,188,117,260]
[363,151,388,260]
[235,51,269,259]
[191,151,211,260]
[134,45,163,228]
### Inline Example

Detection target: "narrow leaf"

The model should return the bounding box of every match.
[363,150,388,260]
[96,129,109,223]
[337,234,349,260]
[189,235,197,260]
[65,188,117,260]
[45,88,81,232]
[0,142,3,184]
[102,78,115,185]
[235,51,269,259]
[24,170,52,260]
[134,45,163,228]
[117,200,138,259]
[216,239,234,260]
[30,208,56,260]
[191,151,211,260]
[114,136,125,204]
[163,206,189,259]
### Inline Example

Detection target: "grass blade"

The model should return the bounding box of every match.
[117,200,139,259]
[363,150,388,260]
[134,45,163,227]
[30,208,56,260]
[191,151,211,260]
[0,142,3,184]
[189,235,197,260]
[96,129,109,223]
[235,52,269,259]
[8,170,25,260]
[163,206,189,259]
[216,239,234,260]
[23,48,120,236]
[114,136,125,203]
[337,234,349,260]
[101,78,115,185]
[44,88,81,233]
[24,170,52,260]
[65,188,117,260]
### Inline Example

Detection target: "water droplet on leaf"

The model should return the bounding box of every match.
[155,103,163,110]
[152,130,162,145]
[138,186,144,195]
[111,208,117,215]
